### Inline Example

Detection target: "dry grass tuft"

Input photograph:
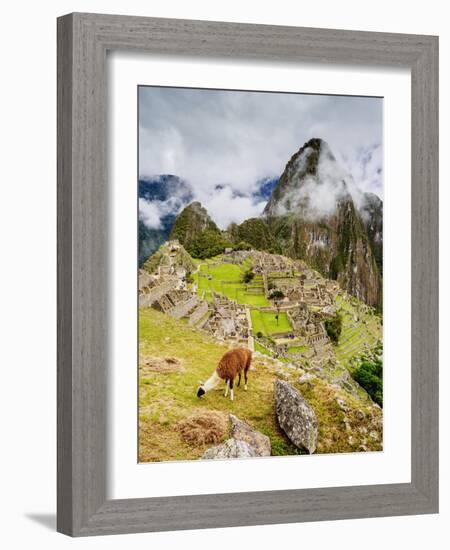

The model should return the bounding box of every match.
[139,355,184,375]
[175,411,227,446]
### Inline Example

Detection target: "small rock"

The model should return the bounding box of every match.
[355,409,365,421]
[358,444,368,452]
[335,397,347,409]
[202,438,257,459]
[229,415,271,457]
[369,430,379,441]
[298,373,315,384]
[274,379,318,454]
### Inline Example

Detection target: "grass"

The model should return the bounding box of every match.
[287,345,307,354]
[139,307,382,461]
[334,295,382,367]
[254,341,272,357]
[294,378,381,454]
[139,307,299,462]
[250,310,292,336]
[194,260,270,307]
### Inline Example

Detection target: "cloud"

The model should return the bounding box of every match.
[138,87,383,227]
[196,185,267,228]
[267,141,354,219]
[138,198,164,229]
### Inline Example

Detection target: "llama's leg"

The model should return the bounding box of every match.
[244,366,249,391]
[244,354,251,391]
[224,379,229,397]
[229,378,234,401]
[237,372,241,387]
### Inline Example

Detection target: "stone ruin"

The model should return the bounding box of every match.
[254,251,294,275]
[138,241,208,326]
[287,304,329,347]
[221,249,252,264]
[204,294,249,346]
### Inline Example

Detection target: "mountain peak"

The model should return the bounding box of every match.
[169,201,220,252]
[183,201,207,214]
[263,138,350,219]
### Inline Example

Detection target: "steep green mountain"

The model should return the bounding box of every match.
[228,217,280,253]
[359,192,383,275]
[156,139,382,308]
[170,202,232,259]
[263,138,382,309]
[170,202,219,247]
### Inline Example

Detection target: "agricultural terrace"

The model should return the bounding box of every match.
[335,295,382,367]
[192,256,294,338]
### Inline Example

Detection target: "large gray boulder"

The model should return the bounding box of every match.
[274,379,318,454]
[229,414,271,457]
[202,438,257,459]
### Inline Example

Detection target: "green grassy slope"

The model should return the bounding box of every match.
[139,308,382,462]
[139,307,300,462]
[193,259,269,307]
[335,295,382,367]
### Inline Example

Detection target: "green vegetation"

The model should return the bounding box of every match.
[250,310,292,336]
[139,308,299,461]
[242,268,255,283]
[189,230,233,259]
[229,217,280,253]
[324,313,343,343]
[169,202,235,259]
[139,307,381,461]
[269,289,285,300]
[352,358,383,407]
[234,240,252,251]
[334,295,382,366]
[142,241,196,274]
[287,345,307,354]
[254,341,272,357]
[194,261,270,307]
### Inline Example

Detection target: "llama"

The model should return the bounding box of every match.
[197,348,252,401]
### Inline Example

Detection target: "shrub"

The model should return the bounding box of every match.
[242,268,255,283]
[269,290,285,300]
[353,359,383,406]
[324,313,343,343]
[234,241,252,251]
[189,230,232,259]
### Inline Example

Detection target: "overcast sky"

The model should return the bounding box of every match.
[139,86,383,228]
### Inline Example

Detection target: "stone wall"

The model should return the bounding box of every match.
[188,301,209,326]
[169,295,199,319]
[139,278,177,307]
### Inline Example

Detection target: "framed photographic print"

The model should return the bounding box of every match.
[57,13,438,536]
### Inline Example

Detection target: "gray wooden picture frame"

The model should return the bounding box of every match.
[57,12,439,537]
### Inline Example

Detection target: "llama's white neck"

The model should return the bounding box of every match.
[203,371,221,392]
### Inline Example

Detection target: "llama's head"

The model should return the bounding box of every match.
[197,384,206,398]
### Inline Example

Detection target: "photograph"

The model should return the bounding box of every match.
[137,86,384,462]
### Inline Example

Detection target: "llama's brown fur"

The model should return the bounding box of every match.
[216,348,252,384]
